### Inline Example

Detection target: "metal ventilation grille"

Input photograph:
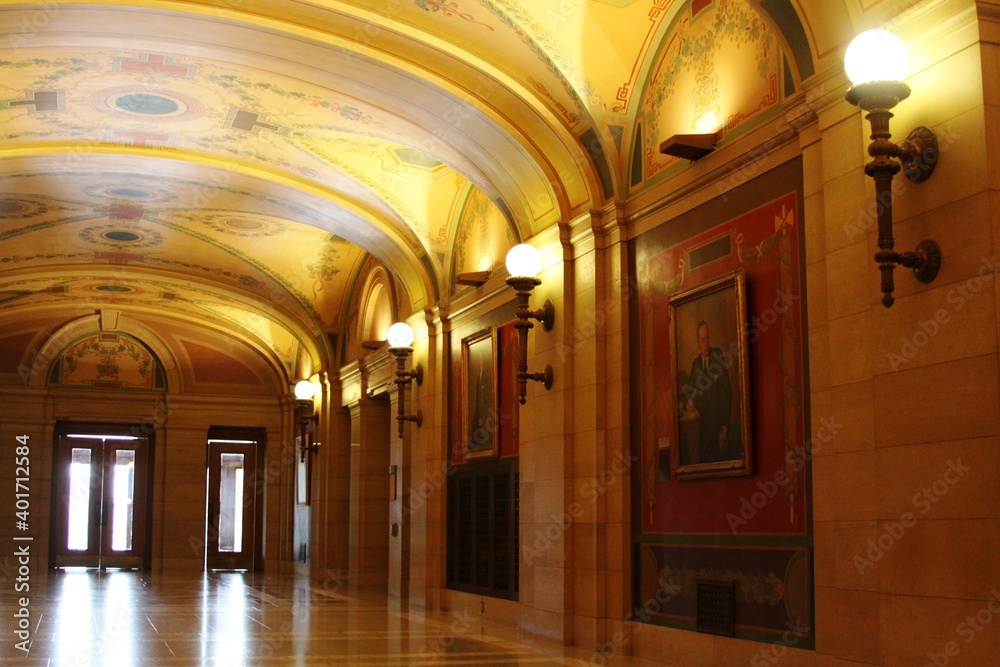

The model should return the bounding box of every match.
[696,579,736,636]
[457,477,472,584]
[474,475,490,587]
[493,473,510,589]
[445,458,519,600]
[513,471,519,594]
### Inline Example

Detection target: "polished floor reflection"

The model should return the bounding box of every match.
[0,570,662,666]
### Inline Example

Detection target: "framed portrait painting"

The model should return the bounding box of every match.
[669,269,752,480]
[462,327,498,459]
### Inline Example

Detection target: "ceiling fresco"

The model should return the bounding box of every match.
[0,0,912,390]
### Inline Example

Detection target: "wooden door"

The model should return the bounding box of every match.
[51,431,150,569]
[205,439,259,570]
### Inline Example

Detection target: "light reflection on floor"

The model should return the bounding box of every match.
[0,569,666,666]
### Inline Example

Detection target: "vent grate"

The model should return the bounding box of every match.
[696,579,736,636]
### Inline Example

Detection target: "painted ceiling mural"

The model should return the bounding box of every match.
[639,0,783,182]
[0,0,910,388]
[450,184,518,292]
[51,331,166,391]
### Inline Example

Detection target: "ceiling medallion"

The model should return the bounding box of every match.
[0,198,45,219]
[108,187,151,198]
[0,199,28,215]
[90,86,205,122]
[82,182,178,203]
[202,214,283,237]
[102,230,142,243]
[115,93,180,115]
[224,218,266,231]
[93,285,136,294]
[80,223,164,248]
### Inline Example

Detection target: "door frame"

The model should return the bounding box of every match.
[49,421,155,570]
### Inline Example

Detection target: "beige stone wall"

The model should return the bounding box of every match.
[0,387,292,574]
[623,1,1000,665]
[807,4,998,665]
[360,3,1000,666]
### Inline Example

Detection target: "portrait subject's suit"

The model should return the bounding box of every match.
[683,347,734,463]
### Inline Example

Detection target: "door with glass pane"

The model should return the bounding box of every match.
[206,439,259,570]
[52,433,150,569]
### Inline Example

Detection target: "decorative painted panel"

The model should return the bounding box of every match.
[631,158,811,645]
[51,332,165,390]
[450,187,517,293]
[638,0,783,184]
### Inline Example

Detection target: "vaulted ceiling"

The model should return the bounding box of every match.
[0,0,897,392]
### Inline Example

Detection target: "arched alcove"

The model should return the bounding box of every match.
[361,272,394,344]
[47,331,167,391]
[26,313,181,390]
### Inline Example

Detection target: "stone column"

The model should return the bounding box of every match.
[348,395,392,595]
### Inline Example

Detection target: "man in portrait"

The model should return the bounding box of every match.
[681,320,735,463]
[469,354,494,453]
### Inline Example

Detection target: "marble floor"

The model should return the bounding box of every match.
[0,569,666,666]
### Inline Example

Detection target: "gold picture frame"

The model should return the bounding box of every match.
[461,326,499,460]
[669,269,753,480]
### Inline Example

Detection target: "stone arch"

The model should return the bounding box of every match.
[753,0,815,83]
[359,266,396,344]
[26,312,182,390]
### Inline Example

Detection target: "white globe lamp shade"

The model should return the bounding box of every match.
[294,380,315,401]
[845,30,908,85]
[387,322,415,349]
[505,244,543,279]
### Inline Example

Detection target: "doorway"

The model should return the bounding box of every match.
[50,424,153,569]
[205,428,265,570]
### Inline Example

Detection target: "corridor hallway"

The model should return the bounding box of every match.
[0,570,664,666]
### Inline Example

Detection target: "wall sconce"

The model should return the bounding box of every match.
[387,322,423,438]
[844,29,941,307]
[294,380,319,462]
[505,244,554,405]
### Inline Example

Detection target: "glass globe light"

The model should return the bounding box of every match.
[845,29,908,85]
[387,322,415,349]
[294,380,315,401]
[505,244,543,279]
